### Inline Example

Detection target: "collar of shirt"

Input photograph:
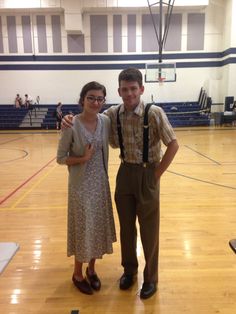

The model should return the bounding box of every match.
[118,100,145,117]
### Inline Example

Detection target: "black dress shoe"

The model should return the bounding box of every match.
[119,274,135,290]
[140,282,157,299]
[72,275,93,295]
[86,267,101,291]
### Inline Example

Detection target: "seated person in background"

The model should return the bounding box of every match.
[24,94,33,108]
[15,94,22,108]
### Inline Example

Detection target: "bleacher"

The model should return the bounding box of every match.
[157,102,210,127]
[220,96,236,125]
[0,104,81,130]
[41,104,81,129]
[0,105,29,129]
[0,101,211,130]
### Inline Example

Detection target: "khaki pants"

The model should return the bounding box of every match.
[115,162,160,283]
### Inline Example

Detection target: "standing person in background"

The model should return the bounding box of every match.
[36,96,40,105]
[57,81,116,295]
[14,94,22,108]
[55,102,63,130]
[62,68,179,299]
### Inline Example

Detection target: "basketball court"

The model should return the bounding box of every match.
[0,127,236,314]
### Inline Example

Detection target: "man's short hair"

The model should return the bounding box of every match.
[118,68,143,87]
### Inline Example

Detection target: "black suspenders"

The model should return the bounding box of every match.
[116,103,153,164]
[142,103,152,163]
[117,105,125,160]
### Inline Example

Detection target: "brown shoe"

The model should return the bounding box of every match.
[86,267,101,291]
[72,275,93,295]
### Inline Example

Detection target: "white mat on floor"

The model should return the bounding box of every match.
[0,242,20,274]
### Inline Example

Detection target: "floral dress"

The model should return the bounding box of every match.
[67,115,116,262]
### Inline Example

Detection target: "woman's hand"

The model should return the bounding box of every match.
[65,144,94,165]
[83,144,94,162]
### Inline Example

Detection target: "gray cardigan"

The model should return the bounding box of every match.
[56,113,110,187]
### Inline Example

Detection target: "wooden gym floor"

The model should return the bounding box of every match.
[0,126,236,314]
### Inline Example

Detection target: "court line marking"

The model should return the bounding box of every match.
[0,157,56,206]
[168,170,236,190]
[0,131,57,135]
[0,148,28,164]
[1,206,66,211]
[175,127,236,133]
[0,135,31,145]
[184,145,221,165]
[10,163,58,209]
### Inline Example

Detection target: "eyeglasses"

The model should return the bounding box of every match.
[86,96,105,104]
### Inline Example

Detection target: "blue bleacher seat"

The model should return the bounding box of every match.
[0,102,210,130]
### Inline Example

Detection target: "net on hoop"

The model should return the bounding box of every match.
[158,77,166,85]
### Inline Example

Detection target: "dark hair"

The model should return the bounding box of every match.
[118,68,143,87]
[79,81,106,106]
[57,102,62,107]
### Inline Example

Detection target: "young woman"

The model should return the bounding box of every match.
[57,81,116,295]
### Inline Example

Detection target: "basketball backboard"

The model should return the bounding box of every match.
[145,62,176,83]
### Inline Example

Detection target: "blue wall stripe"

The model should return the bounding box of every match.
[0,63,145,70]
[1,59,236,71]
[221,47,236,57]
[0,50,231,62]
[0,48,236,70]
[222,57,236,65]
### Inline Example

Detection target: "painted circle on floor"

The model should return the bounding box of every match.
[0,148,28,163]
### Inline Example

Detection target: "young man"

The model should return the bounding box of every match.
[105,68,178,299]
[62,68,179,299]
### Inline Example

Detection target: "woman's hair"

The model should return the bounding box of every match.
[118,68,143,87]
[79,81,106,106]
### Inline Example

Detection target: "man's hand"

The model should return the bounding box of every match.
[61,114,73,129]
[155,139,179,180]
